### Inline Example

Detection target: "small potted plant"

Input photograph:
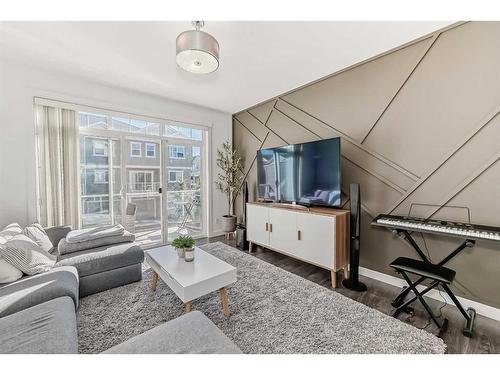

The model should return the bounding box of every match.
[215,140,244,235]
[171,235,196,262]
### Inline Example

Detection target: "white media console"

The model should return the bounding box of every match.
[246,202,349,288]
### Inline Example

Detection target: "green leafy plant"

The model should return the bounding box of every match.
[171,236,195,249]
[215,140,244,216]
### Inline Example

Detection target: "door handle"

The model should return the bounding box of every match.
[265,222,268,231]
[269,223,273,232]
[297,230,301,240]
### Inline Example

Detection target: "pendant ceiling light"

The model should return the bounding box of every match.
[176,21,219,74]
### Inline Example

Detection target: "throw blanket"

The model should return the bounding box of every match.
[58,230,135,256]
[66,224,125,244]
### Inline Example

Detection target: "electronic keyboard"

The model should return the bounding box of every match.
[372,214,500,242]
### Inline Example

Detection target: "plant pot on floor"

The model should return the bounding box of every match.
[221,215,237,234]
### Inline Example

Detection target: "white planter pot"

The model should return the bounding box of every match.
[176,247,185,258]
[221,215,237,233]
[184,247,195,262]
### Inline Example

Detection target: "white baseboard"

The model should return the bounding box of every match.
[359,267,500,322]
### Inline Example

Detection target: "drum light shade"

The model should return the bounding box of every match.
[176,23,219,74]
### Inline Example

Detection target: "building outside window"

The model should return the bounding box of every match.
[165,125,203,140]
[130,142,142,157]
[169,145,185,159]
[129,170,154,192]
[93,140,108,156]
[145,143,156,158]
[94,170,108,184]
[79,112,107,130]
[83,196,109,216]
[192,146,200,157]
[168,170,184,183]
[75,110,206,244]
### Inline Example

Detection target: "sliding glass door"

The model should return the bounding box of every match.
[123,136,162,246]
[77,112,206,247]
[79,113,121,228]
[162,124,205,242]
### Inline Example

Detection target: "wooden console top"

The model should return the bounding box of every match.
[248,201,349,218]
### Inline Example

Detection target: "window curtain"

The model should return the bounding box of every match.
[34,104,79,228]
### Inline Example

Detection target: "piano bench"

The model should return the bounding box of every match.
[390,257,456,284]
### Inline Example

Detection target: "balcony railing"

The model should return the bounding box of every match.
[127,182,161,193]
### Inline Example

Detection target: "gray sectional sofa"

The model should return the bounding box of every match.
[47,226,144,297]
[0,224,241,354]
[0,297,79,354]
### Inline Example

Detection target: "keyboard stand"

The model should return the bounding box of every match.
[391,229,477,337]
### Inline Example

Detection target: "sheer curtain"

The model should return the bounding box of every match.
[34,104,79,228]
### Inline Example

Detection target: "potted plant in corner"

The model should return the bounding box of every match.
[172,235,196,261]
[215,140,244,236]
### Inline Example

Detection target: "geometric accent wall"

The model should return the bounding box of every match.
[233,22,500,309]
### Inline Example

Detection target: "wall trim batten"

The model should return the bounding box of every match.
[233,22,466,116]
[360,33,441,144]
[277,97,420,181]
[388,107,500,214]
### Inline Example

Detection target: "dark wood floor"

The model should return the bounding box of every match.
[197,236,499,354]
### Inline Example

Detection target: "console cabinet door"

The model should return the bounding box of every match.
[269,208,298,254]
[246,204,270,245]
[296,212,335,269]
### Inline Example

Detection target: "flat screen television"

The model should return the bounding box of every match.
[256,137,341,207]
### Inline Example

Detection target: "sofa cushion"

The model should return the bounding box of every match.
[56,242,144,278]
[0,258,22,284]
[104,311,241,354]
[0,266,79,318]
[0,234,57,275]
[0,296,78,354]
[58,231,135,255]
[24,223,54,253]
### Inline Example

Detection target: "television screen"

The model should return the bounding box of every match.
[256,137,341,207]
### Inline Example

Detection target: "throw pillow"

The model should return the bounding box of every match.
[0,223,23,239]
[0,223,23,246]
[24,223,54,253]
[1,234,57,275]
[3,223,22,231]
[0,257,23,283]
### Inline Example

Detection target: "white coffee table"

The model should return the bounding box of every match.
[145,245,237,316]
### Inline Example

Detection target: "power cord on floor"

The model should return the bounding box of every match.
[418,285,448,330]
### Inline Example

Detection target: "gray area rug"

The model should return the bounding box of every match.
[77,242,446,354]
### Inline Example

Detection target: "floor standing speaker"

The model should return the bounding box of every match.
[236,225,247,250]
[342,183,367,292]
[242,181,248,227]
[236,181,249,250]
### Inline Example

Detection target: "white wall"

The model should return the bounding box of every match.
[0,57,232,236]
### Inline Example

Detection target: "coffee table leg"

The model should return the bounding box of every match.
[185,301,192,313]
[151,271,158,291]
[219,287,230,317]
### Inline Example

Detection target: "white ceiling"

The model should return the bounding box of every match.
[0,21,453,113]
